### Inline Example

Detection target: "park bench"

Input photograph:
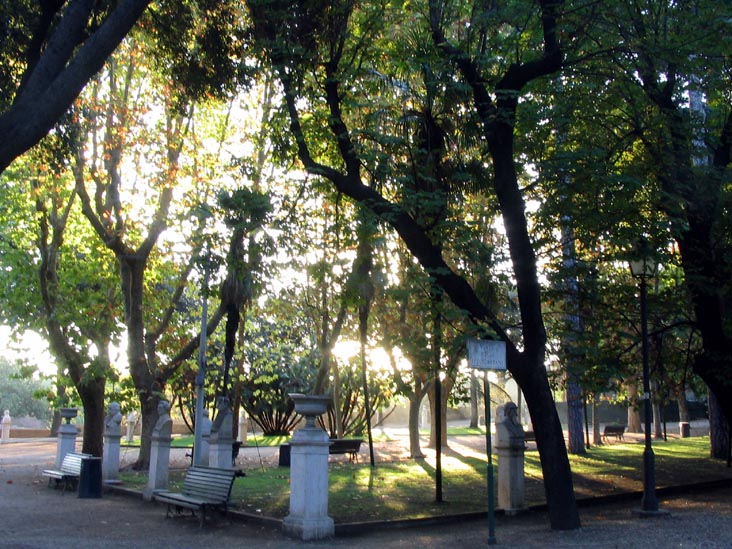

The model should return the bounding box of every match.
[602,424,626,442]
[154,466,238,528]
[42,452,91,493]
[329,438,363,463]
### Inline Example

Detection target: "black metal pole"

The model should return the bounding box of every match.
[484,372,496,545]
[435,371,443,502]
[640,277,659,512]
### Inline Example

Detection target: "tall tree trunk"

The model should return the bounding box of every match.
[78,377,106,457]
[709,391,730,460]
[591,397,602,446]
[408,392,426,459]
[566,379,585,454]
[469,370,479,429]
[123,258,157,469]
[677,392,690,424]
[627,384,642,433]
[427,377,452,450]
[652,400,663,439]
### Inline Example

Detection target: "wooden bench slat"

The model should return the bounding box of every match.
[154,466,238,528]
[42,452,92,494]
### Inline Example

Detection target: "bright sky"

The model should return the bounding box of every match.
[0,326,55,376]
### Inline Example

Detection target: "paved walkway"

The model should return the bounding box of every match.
[1,437,731,548]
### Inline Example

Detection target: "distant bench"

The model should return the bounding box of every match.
[42,452,91,493]
[154,466,237,528]
[329,438,363,463]
[278,438,364,466]
[602,424,626,442]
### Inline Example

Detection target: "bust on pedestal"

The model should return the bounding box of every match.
[103,402,123,483]
[494,402,526,514]
[1,410,11,443]
[144,400,173,500]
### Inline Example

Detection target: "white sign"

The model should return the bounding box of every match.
[467,338,507,370]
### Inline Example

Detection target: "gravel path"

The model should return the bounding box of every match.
[1,439,731,548]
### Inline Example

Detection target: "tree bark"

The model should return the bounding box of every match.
[677,393,690,424]
[427,377,453,450]
[469,370,479,429]
[0,0,153,174]
[591,397,602,446]
[408,392,426,459]
[627,384,642,433]
[566,378,585,454]
[709,391,730,460]
[78,377,106,457]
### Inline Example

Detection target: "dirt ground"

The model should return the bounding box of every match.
[2,437,732,548]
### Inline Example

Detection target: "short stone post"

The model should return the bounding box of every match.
[209,398,234,469]
[198,409,212,466]
[494,402,526,514]
[55,408,78,467]
[1,410,11,443]
[144,400,173,501]
[125,411,137,443]
[103,402,123,484]
[283,394,334,541]
[238,412,248,446]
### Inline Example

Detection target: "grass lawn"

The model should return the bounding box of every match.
[119,435,732,524]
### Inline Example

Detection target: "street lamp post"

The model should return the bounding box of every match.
[629,253,667,516]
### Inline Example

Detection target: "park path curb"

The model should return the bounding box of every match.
[103,476,732,535]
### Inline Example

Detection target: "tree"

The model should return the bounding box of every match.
[0,142,121,456]
[565,1,732,429]
[246,0,580,529]
[0,0,153,174]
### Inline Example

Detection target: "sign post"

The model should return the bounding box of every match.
[467,338,507,546]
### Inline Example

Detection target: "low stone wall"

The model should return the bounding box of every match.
[9,428,53,438]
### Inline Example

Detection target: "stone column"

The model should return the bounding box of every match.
[103,402,123,484]
[144,400,173,501]
[283,394,334,541]
[1,410,11,443]
[198,410,212,466]
[209,397,234,469]
[494,402,526,514]
[238,412,248,446]
[55,408,78,467]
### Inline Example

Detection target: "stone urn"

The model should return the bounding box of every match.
[60,407,78,423]
[289,393,331,428]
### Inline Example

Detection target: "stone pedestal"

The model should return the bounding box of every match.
[103,432,122,483]
[55,408,78,467]
[103,402,123,483]
[209,398,234,469]
[197,411,212,466]
[282,393,334,541]
[144,401,172,501]
[239,412,248,445]
[125,411,137,443]
[1,410,11,443]
[495,402,526,514]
